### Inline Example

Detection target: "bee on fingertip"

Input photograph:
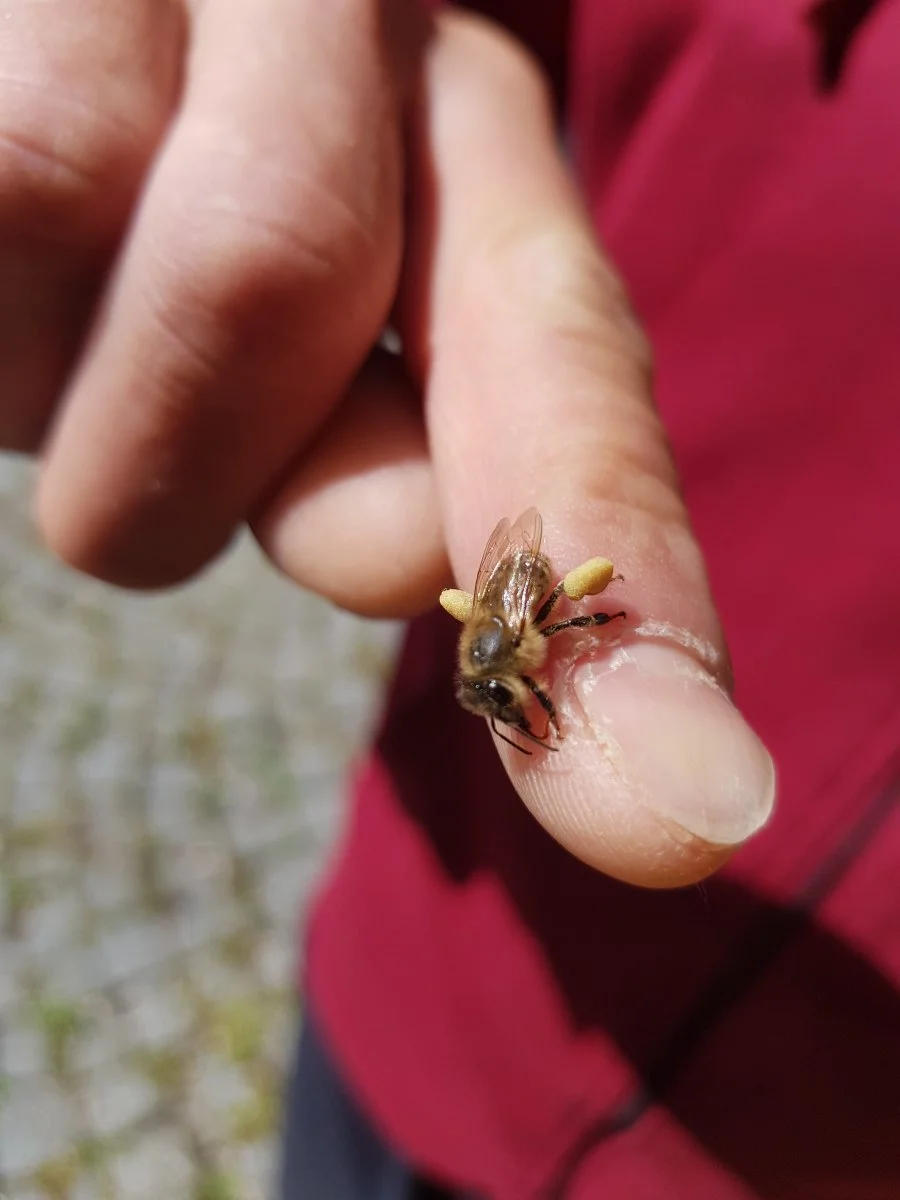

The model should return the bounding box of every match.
[439,508,625,755]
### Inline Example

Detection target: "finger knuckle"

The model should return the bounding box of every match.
[151,162,393,346]
[0,81,154,244]
[464,221,654,383]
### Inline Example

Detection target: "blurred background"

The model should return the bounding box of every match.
[0,454,401,1200]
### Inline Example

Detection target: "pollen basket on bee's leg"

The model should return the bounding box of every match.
[562,557,616,602]
[440,588,474,622]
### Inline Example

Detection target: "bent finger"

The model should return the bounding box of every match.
[37,0,418,587]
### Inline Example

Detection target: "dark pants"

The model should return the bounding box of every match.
[279,1007,472,1200]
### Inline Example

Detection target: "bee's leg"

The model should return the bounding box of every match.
[535,561,623,626]
[540,611,627,638]
[489,717,558,754]
[516,722,559,752]
[534,581,567,626]
[522,675,561,740]
[490,718,533,756]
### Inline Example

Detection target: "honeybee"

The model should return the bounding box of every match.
[439,508,625,754]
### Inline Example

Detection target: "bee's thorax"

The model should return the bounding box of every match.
[467,616,511,670]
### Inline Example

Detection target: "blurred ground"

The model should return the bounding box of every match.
[0,456,401,1200]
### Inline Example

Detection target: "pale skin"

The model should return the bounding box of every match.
[2,2,774,887]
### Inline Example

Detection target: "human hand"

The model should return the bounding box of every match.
[6,2,775,886]
[3,0,433,594]
[286,11,773,888]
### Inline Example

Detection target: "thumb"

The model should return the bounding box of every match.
[402,13,776,888]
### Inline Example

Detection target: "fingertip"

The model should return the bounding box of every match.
[35,456,235,589]
[434,7,555,113]
[511,753,737,889]
[500,638,775,889]
[256,459,447,619]
[253,357,449,620]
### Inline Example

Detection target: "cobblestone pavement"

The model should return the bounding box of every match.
[0,456,401,1200]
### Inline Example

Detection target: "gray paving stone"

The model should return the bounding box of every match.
[187,947,260,1007]
[224,802,310,859]
[0,944,27,1013]
[2,1025,45,1077]
[220,1141,274,1200]
[184,1059,256,1147]
[37,941,110,997]
[256,932,295,994]
[259,857,321,928]
[170,898,246,958]
[108,1127,195,1200]
[0,1077,72,1176]
[81,851,138,913]
[122,984,194,1056]
[68,998,130,1075]
[10,1177,99,1200]
[97,919,175,987]
[84,1065,158,1139]
[17,892,83,958]
[263,1003,298,1070]
[0,453,401,1196]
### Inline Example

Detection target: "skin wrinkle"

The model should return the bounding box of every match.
[170,195,372,292]
[150,174,387,312]
[172,120,392,258]
[434,324,674,523]
[514,272,653,395]
[0,118,147,245]
[122,202,393,444]
[0,123,100,201]
[0,4,184,218]
[431,373,684,535]
[183,0,405,170]
[0,73,167,147]
[575,454,687,526]
[136,274,233,397]
[443,243,650,400]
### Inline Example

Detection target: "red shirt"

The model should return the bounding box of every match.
[307,2,900,1196]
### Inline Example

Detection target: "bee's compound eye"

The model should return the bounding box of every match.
[484,680,513,706]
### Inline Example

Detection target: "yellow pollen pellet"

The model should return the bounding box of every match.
[439,588,474,622]
[562,557,616,601]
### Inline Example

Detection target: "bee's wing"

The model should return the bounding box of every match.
[472,515,512,602]
[472,507,544,636]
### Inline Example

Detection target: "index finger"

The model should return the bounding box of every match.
[404,14,775,887]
